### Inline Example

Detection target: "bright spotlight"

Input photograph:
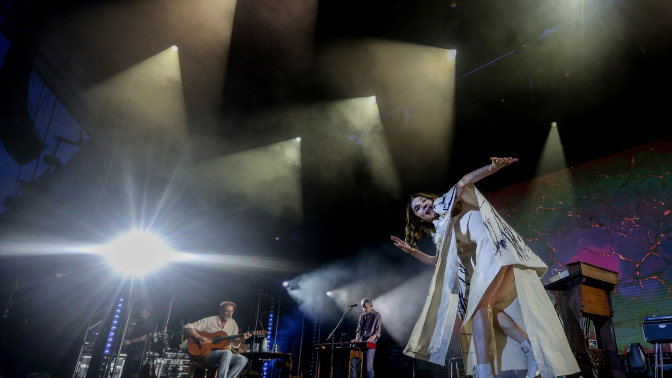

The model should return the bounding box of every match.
[171,45,178,51]
[283,280,299,290]
[446,49,457,61]
[326,291,332,297]
[96,230,176,276]
[296,137,301,142]
[535,120,567,176]
[369,96,376,103]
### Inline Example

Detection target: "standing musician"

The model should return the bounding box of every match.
[183,301,252,378]
[350,298,382,378]
[122,303,157,378]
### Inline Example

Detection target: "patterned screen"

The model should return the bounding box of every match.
[486,139,672,352]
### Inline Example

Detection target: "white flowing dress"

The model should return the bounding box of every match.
[403,185,579,377]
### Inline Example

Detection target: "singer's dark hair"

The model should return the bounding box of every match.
[405,193,439,248]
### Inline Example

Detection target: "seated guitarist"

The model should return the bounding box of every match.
[183,301,252,378]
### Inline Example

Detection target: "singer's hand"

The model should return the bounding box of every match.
[391,236,415,255]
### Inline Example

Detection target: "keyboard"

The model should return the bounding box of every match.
[643,315,672,323]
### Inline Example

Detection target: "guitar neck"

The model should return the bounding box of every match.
[212,333,248,342]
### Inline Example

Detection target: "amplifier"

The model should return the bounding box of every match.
[74,354,126,378]
[642,315,672,343]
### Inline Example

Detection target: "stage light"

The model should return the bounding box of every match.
[283,280,299,291]
[369,96,376,103]
[104,295,125,355]
[85,45,187,140]
[95,230,178,276]
[296,137,301,142]
[326,291,332,297]
[446,49,457,61]
[186,137,303,223]
[534,121,568,177]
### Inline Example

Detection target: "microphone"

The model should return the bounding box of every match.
[348,304,358,308]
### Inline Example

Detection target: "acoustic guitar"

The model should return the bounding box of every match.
[187,330,267,359]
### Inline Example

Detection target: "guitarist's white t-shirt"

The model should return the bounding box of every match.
[184,315,239,336]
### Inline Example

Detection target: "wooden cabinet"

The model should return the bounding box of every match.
[545,261,626,378]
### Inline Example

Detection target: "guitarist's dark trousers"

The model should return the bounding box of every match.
[201,349,248,378]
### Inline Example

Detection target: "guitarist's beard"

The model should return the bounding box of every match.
[221,315,233,321]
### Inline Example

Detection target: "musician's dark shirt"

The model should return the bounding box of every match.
[125,317,157,357]
[356,310,382,340]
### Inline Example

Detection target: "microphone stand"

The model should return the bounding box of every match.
[154,295,174,377]
[326,305,355,378]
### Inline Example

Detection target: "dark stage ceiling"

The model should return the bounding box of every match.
[0,0,669,278]
[0,0,671,375]
[0,0,671,278]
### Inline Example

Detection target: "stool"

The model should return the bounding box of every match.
[447,356,463,378]
[188,360,219,378]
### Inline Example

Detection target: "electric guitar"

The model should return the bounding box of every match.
[187,330,267,359]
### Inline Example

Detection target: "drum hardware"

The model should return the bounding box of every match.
[148,326,192,377]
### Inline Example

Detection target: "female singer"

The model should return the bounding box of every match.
[391,157,578,378]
